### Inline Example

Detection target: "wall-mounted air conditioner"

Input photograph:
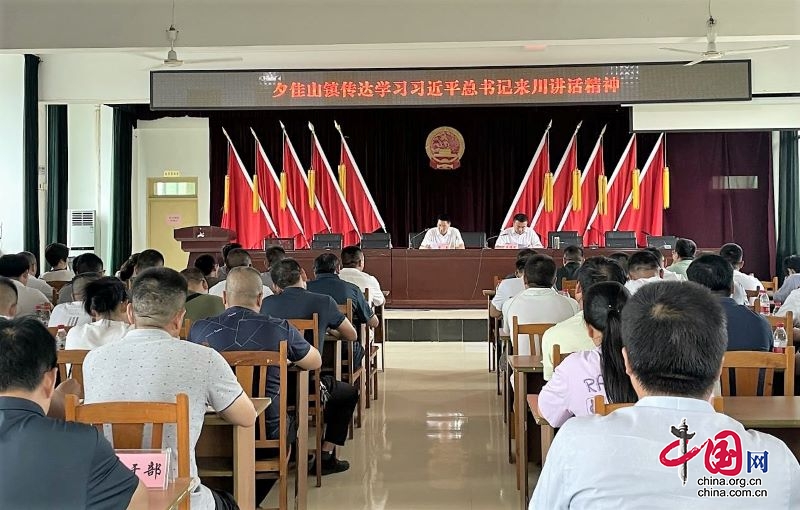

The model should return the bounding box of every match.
[67,209,97,257]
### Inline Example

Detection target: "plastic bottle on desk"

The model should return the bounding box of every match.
[758,289,770,315]
[55,326,67,351]
[773,323,788,354]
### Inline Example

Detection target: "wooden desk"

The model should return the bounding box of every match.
[724,396,800,460]
[139,478,192,510]
[507,355,543,510]
[527,395,556,466]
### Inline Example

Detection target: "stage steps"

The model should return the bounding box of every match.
[384,309,486,342]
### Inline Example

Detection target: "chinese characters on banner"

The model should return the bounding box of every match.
[272,76,622,100]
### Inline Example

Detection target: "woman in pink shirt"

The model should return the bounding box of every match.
[537,281,637,427]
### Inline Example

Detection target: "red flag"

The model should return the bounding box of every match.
[558,126,606,236]
[584,134,637,247]
[251,128,306,248]
[532,122,581,246]
[309,123,360,246]
[615,134,666,246]
[335,122,387,235]
[281,123,330,243]
[220,129,276,249]
[501,123,551,231]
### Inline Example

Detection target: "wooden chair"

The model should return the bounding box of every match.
[720,347,795,396]
[561,279,578,298]
[49,280,69,304]
[761,277,779,293]
[511,316,555,358]
[364,289,380,406]
[65,393,192,510]
[179,319,192,340]
[767,313,794,346]
[56,349,89,388]
[745,289,759,300]
[333,299,366,436]
[552,344,567,370]
[594,394,725,415]
[287,315,323,488]
[221,343,289,510]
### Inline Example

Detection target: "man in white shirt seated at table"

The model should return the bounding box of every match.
[502,254,579,355]
[209,248,273,299]
[495,213,544,249]
[644,247,683,281]
[530,281,800,509]
[541,257,627,380]
[489,253,531,318]
[419,214,465,249]
[624,251,663,295]
[339,245,385,308]
[0,255,51,317]
[18,251,53,297]
[48,272,98,327]
[720,242,761,304]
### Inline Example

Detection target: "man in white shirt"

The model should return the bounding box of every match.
[502,254,579,355]
[209,248,273,299]
[531,281,800,509]
[19,251,53,298]
[541,257,627,380]
[720,243,761,303]
[0,276,18,318]
[419,214,465,249]
[644,247,684,281]
[48,273,98,327]
[495,213,544,249]
[624,251,663,295]
[83,267,258,510]
[490,255,529,318]
[339,246,385,307]
[0,255,51,317]
[41,243,74,282]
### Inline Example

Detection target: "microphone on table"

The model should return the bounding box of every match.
[408,228,431,249]
[485,235,501,249]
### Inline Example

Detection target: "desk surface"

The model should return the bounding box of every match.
[204,398,271,425]
[142,478,192,510]
[724,396,800,428]
[508,355,543,373]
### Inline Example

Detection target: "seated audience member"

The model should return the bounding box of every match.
[180,268,225,322]
[720,242,759,305]
[504,248,538,279]
[490,254,530,318]
[194,253,220,288]
[666,237,696,276]
[209,248,273,298]
[608,252,630,274]
[624,251,662,295]
[58,253,104,304]
[541,257,627,380]
[83,267,257,509]
[537,281,635,427]
[501,255,579,354]
[19,251,53,297]
[49,272,100,327]
[0,317,147,509]
[262,245,286,289]
[65,277,131,351]
[686,254,771,352]
[496,213,544,248]
[339,245,385,308]
[260,259,359,473]
[116,253,139,284]
[216,243,242,282]
[555,245,584,291]
[0,254,51,317]
[530,281,800,509]
[133,249,164,276]
[0,276,19,318]
[307,253,376,368]
[775,255,800,303]
[41,242,74,282]
[643,246,682,281]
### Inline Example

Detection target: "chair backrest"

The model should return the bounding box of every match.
[552,344,567,370]
[47,325,75,337]
[178,318,192,340]
[49,280,69,303]
[221,343,288,450]
[512,316,555,357]
[593,394,634,416]
[561,279,578,298]
[57,349,90,388]
[65,392,191,509]
[720,346,795,396]
[287,315,321,401]
[767,313,793,347]
[336,299,354,323]
[761,277,779,293]
[745,289,759,300]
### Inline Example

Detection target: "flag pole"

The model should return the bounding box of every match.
[501,120,552,229]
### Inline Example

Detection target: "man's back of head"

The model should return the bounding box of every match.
[719,243,744,270]
[674,238,697,260]
[686,254,734,297]
[627,251,660,280]
[563,245,584,264]
[224,267,264,310]
[72,273,102,302]
[0,317,57,401]
[0,254,29,281]
[74,253,104,275]
[643,247,666,268]
[44,243,69,270]
[180,268,207,294]
[622,281,725,399]
[0,277,18,318]
[516,248,537,260]
[194,254,217,277]
[129,267,187,331]
[135,249,164,274]
[575,257,627,299]
[225,248,252,270]
[18,252,37,275]
[313,253,340,276]
[270,259,303,290]
[265,246,287,269]
[340,246,363,270]
[524,254,556,288]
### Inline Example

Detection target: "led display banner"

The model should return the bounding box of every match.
[150,61,751,110]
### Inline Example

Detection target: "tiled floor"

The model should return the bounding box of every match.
[263,341,527,509]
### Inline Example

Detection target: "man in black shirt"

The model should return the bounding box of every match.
[555,245,583,290]
[0,317,145,509]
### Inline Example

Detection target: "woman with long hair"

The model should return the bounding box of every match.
[537,281,636,427]
[65,277,131,350]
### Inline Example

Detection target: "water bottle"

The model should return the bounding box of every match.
[773,301,782,315]
[758,289,770,315]
[55,326,67,351]
[773,324,788,354]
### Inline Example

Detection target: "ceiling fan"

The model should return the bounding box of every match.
[660,1,788,66]
[142,0,242,69]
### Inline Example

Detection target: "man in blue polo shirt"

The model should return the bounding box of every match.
[687,254,772,351]
[0,317,146,509]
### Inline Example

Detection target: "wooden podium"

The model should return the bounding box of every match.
[174,226,235,267]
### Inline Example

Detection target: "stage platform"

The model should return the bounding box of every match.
[384,309,486,342]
